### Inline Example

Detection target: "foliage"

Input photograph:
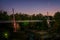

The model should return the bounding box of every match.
[54,12,60,33]
[54,12,60,25]
[0,10,60,32]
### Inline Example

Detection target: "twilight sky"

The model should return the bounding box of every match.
[0,0,60,16]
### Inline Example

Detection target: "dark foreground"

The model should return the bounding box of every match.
[0,30,60,40]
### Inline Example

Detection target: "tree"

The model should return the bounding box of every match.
[0,11,13,32]
[31,14,36,20]
[54,12,60,33]
[36,13,43,20]
[54,12,60,25]
[0,11,9,20]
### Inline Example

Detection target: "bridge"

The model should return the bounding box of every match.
[0,20,55,23]
[0,20,55,32]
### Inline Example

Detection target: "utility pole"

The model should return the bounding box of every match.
[12,8,17,32]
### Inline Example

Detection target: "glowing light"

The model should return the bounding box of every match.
[4,32,8,38]
[22,20,29,26]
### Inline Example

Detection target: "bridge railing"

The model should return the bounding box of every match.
[0,20,55,23]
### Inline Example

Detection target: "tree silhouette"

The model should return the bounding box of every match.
[54,12,60,25]
[54,12,60,33]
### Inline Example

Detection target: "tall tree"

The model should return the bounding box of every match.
[54,12,60,25]
[54,12,60,33]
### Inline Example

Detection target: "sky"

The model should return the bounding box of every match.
[0,0,60,16]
